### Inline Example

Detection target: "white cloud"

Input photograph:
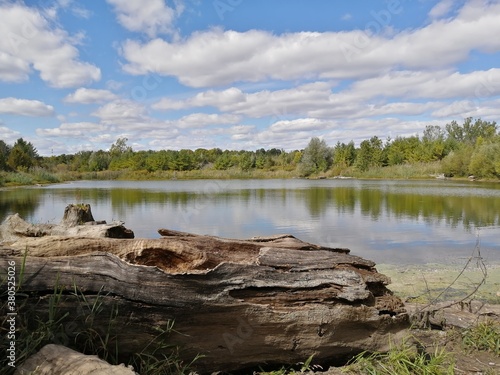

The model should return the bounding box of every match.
[432,98,500,120]
[152,97,191,111]
[153,82,335,118]
[0,51,30,82]
[176,113,241,129]
[64,88,119,104]
[48,0,92,19]
[107,0,180,38]
[428,0,455,19]
[0,126,21,143]
[0,3,100,88]
[348,69,500,101]
[269,118,332,133]
[0,98,54,116]
[36,122,107,137]
[91,100,148,126]
[121,2,500,87]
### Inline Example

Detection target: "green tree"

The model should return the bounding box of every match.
[421,125,448,161]
[169,149,197,171]
[355,136,385,171]
[109,137,132,157]
[238,152,255,171]
[145,150,169,172]
[469,142,500,178]
[333,141,356,169]
[299,137,332,176]
[71,151,92,171]
[7,138,39,171]
[441,145,473,177]
[386,134,443,165]
[109,138,134,170]
[446,118,497,145]
[214,151,234,170]
[88,150,110,171]
[0,140,10,171]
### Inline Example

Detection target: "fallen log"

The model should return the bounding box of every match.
[0,205,408,373]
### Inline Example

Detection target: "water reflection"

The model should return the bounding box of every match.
[0,188,44,223]
[1,179,499,264]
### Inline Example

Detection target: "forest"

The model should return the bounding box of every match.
[1,117,499,186]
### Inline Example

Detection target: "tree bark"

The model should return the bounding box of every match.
[0,207,408,373]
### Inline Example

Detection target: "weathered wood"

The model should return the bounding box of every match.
[15,344,138,375]
[0,205,134,240]
[61,203,96,226]
[0,209,409,373]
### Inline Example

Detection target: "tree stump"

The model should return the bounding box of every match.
[61,203,96,226]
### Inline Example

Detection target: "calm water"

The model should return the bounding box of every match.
[1,179,499,265]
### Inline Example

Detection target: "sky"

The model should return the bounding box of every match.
[1,0,500,156]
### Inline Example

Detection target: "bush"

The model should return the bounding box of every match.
[468,143,500,178]
[441,145,473,177]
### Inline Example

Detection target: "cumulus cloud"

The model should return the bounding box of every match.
[37,122,107,137]
[0,2,100,87]
[153,82,335,118]
[269,118,333,133]
[64,88,119,104]
[107,0,181,38]
[0,98,54,116]
[0,126,21,143]
[175,113,241,129]
[348,69,500,101]
[121,2,500,87]
[91,100,148,126]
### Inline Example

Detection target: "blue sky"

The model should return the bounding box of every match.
[1,0,500,156]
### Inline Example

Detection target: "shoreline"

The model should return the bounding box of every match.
[2,169,500,189]
[378,262,500,304]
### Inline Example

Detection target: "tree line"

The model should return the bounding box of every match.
[1,117,499,179]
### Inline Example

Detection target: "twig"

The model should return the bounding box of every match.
[417,227,488,313]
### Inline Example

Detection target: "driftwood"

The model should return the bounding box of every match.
[0,204,134,241]
[406,300,500,330]
[15,344,137,375]
[0,205,408,373]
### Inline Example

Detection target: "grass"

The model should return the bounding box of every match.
[0,160,455,187]
[343,161,444,180]
[255,354,322,374]
[461,320,500,356]
[0,258,197,375]
[0,168,60,187]
[344,337,455,375]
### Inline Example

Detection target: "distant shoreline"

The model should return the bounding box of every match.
[2,166,499,188]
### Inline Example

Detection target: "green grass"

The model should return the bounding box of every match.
[346,162,444,180]
[4,159,494,185]
[255,354,322,374]
[0,169,60,186]
[344,337,455,375]
[0,258,197,375]
[462,320,500,356]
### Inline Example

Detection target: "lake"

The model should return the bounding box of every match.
[1,179,499,265]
